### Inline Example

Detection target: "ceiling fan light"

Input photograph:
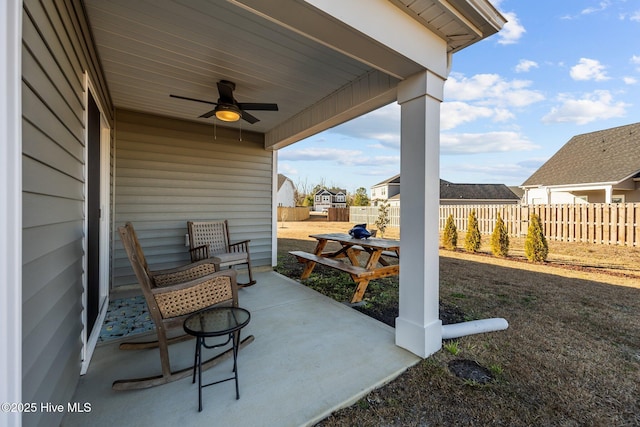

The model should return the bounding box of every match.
[215,104,241,122]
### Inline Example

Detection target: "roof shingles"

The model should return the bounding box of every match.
[522,122,640,186]
[440,180,519,200]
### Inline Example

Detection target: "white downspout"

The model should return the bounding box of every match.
[604,186,612,203]
[442,318,509,340]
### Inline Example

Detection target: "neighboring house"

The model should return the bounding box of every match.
[371,174,401,207]
[371,176,520,206]
[1,2,504,425]
[314,188,347,211]
[440,180,521,205]
[522,122,640,204]
[277,174,296,207]
[508,186,525,202]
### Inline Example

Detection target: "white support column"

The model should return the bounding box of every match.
[271,151,279,266]
[1,1,23,426]
[395,70,444,358]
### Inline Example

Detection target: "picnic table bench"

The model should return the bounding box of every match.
[290,233,400,303]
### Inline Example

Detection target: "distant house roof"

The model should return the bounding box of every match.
[277,173,292,190]
[315,188,346,195]
[372,174,400,187]
[508,186,525,198]
[440,180,520,201]
[370,175,519,201]
[522,122,640,187]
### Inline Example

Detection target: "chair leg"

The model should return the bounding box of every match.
[237,261,256,288]
[119,333,193,350]
[112,335,255,390]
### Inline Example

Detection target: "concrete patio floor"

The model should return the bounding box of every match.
[62,270,420,427]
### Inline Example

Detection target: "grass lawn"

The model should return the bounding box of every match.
[276,220,640,426]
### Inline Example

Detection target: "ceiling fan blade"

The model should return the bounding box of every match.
[216,81,235,103]
[240,110,260,124]
[237,102,279,111]
[199,109,217,118]
[170,94,217,106]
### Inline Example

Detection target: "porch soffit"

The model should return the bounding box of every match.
[82,0,504,148]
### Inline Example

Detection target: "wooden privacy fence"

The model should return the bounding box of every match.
[439,203,640,246]
[349,204,640,246]
[277,206,310,222]
[327,208,350,222]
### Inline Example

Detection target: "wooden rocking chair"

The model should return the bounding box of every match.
[187,220,256,287]
[113,222,254,390]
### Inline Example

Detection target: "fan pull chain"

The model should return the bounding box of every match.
[239,120,242,141]
[213,120,217,140]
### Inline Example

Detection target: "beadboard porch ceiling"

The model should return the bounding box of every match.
[82,0,504,148]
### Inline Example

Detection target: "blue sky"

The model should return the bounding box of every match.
[278,0,640,195]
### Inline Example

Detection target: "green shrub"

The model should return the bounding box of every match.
[490,213,509,257]
[525,213,548,262]
[374,202,390,238]
[441,214,458,250]
[464,210,481,253]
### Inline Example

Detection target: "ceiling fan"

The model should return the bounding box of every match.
[170,80,278,124]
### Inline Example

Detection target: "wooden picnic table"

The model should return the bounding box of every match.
[289,233,400,303]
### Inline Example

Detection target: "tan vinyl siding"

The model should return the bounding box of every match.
[113,110,273,288]
[21,0,112,425]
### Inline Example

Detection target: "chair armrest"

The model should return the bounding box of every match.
[228,239,251,253]
[153,259,217,287]
[189,244,209,262]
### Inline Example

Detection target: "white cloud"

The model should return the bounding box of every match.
[570,58,610,81]
[327,103,400,148]
[442,74,544,134]
[623,76,637,85]
[278,163,298,176]
[581,1,612,15]
[279,147,362,162]
[441,73,544,130]
[445,73,544,108]
[279,146,399,169]
[631,11,640,22]
[440,131,539,155]
[497,12,525,45]
[631,55,640,71]
[441,102,494,130]
[440,102,514,130]
[541,90,629,125]
[515,59,539,73]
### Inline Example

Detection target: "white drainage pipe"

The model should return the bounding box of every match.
[441,318,509,340]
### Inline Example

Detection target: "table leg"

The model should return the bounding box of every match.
[192,337,199,384]
[345,247,360,266]
[351,278,371,304]
[233,331,240,400]
[197,337,203,412]
[300,261,317,279]
[300,239,328,279]
[364,250,383,270]
[313,238,329,256]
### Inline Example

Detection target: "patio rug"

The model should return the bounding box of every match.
[99,296,155,342]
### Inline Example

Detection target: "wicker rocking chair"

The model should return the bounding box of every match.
[187,220,256,287]
[113,222,254,390]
